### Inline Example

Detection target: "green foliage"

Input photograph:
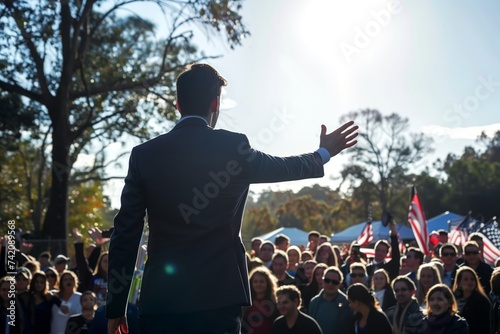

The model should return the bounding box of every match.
[438,132,500,219]
[0,0,249,252]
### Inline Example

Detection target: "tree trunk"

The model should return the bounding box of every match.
[42,108,72,256]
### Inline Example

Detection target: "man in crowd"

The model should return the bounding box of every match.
[461,240,493,294]
[66,291,97,333]
[251,237,263,258]
[273,285,322,334]
[307,231,320,255]
[439,243,460,288]
[366,221,400,281]
[404,247,424,287]
[385,276,424,333]
[275,234,291,251]
[106,63,358,333]
[308,266,352,334]
[272,250,297,287]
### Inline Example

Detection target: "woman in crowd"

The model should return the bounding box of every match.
[286,246,301,277]
[370,268,396,312]
[314,243,337,267]
[1,276,20,334]
[90,252,108,307]
[300,263,327,313]
[347,283,392,334]
[416,263,442,308]
[28,271,66,334]
[452,266,490,333]
[44,267,59,292]
[242,266,279,334]
[423,284,468,334]
[297,260,317,293]
[51,271,82,334]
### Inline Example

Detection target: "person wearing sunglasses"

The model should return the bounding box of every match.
[439,243,460,288]
[461,240,494,294]
[308,266,353,334]
[348,263,368,288]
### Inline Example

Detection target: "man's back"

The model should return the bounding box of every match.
[107,117,325,317]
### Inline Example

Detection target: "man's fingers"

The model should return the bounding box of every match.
[337,120,356,133]
[320,124,327,137]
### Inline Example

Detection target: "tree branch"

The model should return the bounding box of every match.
[0,80,44,104]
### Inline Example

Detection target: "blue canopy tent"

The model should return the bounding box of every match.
[330,221,415,244]
[427,211,464,232]
[257,227,309,247]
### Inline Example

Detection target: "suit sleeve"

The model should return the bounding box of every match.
[106,148,146,318]
[386,234,401,280]
[235,134,325,183]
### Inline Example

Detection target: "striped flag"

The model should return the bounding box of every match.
[478,218,500,265]
[408,187,429,255]
[449,214,472,246]
[357,222,374,246]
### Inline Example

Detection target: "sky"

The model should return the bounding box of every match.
[84,1,500,209]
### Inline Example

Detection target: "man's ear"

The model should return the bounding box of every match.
[210,98,218,113]
[176,100,181,111]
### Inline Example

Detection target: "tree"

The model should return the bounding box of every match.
[339,109,434,215]
[241,205,277,241]
[0,0,248,254]
[439,132,500,219]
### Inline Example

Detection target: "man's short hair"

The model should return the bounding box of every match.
[275,234,290,246]
[463,240,479,252]
[437,229,448,236]
[176,63,227,117]
[406,247,424,264]
[276,285,301,306]
[251,237,263,245]
[439,243,458,257]
[39,251,51,260]
[272,250,289,263]
[374,239,390,252]
[260,241,275,252]
[468,232,483,242]
[350,263,367,274]
[391,275,416,291]
[324,266,344,282]
[308,231,320,239]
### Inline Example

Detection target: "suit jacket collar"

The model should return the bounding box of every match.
[173,116,211,131]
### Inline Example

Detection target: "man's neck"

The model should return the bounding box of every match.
[466,261,479,269]
[82,309,94,320]
[444,263,456,271]
[285,310,299,328]
[276,272,287,281]
[323,291,338,301]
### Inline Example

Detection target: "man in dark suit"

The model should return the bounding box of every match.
[106,63,358,334]
[365,221,400,281]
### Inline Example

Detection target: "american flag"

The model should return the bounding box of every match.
[408,187,429,255]
[357,222,374,246]
[449,215,473,246]
[478,218,500,265]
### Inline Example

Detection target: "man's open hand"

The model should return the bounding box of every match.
[319,121,358,157]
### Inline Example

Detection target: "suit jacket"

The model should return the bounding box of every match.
[106,118,325,318]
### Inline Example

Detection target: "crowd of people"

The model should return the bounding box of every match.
[0,228,112,334]
[244,221,500,334]
[3,221,500,333]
